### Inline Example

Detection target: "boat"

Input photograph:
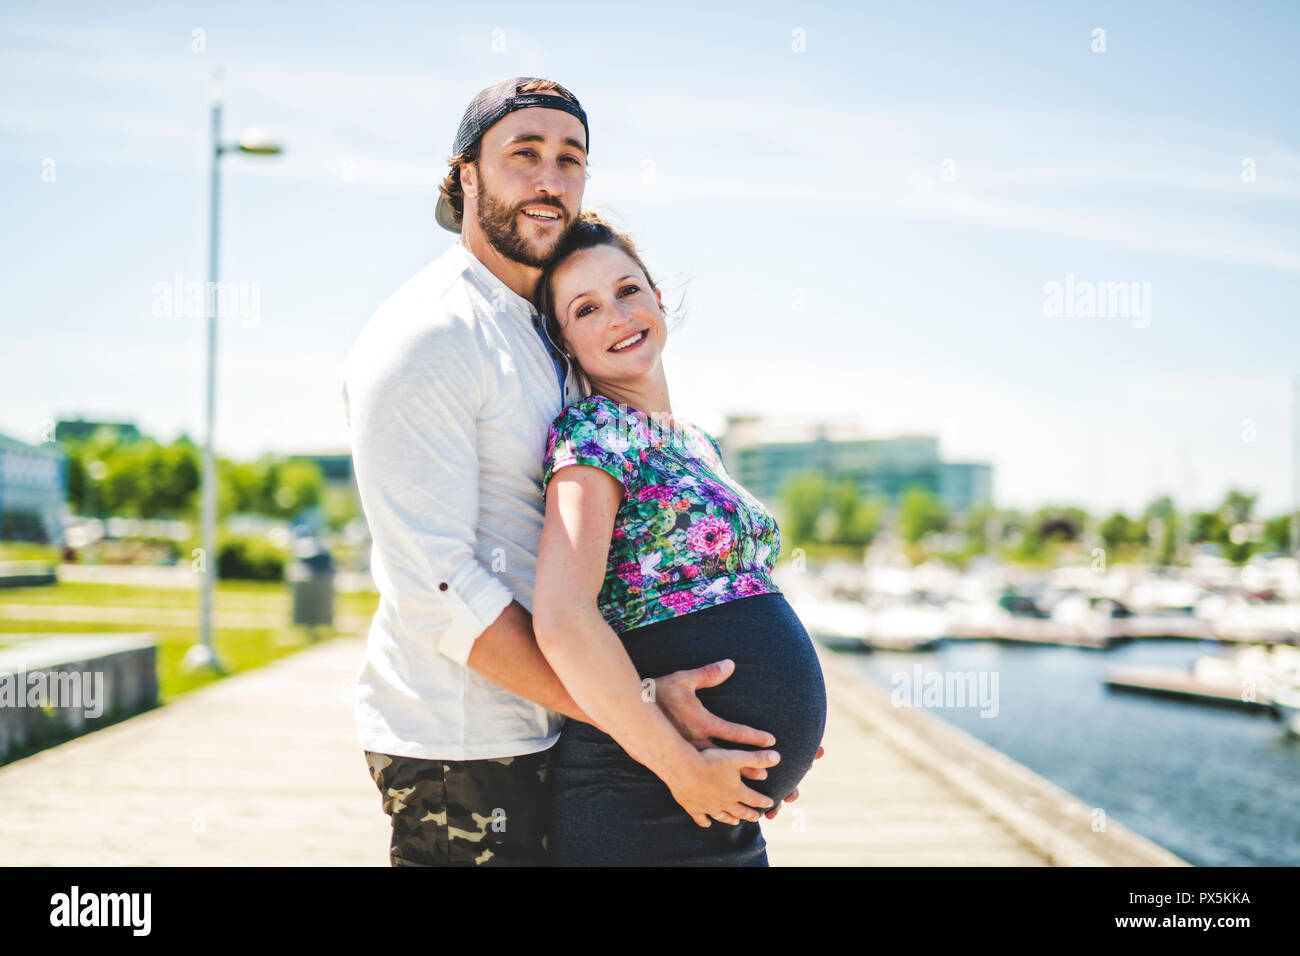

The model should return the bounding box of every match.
[1205,597,1300,645]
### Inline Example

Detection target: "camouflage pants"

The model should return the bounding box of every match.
[364,749,552,867]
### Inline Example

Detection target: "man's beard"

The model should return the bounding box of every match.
[475,185,569,268]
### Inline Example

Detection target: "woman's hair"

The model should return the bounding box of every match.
[535,211,661,397]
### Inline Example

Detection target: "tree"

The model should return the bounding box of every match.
[1216,489,1259,564]
[1034,506,1086,544]
[265,459,324,519]
[899,485,946,545]
[780,472,829,545]
[1219,489,1256,525]
[1191,510,1226,545]
[1264,514,1295,554]
[1100,512,1136,553]
[321,487,360,532]
[828,481,883,546]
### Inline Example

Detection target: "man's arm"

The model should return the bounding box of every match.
[346,316,608,725]
[467,599,592,724]
[345,318,528,674]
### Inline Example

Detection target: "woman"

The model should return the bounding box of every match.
[532,212,827,866]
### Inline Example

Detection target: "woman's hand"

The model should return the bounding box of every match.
[658,747,781,829]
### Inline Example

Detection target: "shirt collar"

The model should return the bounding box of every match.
[452,239,539,319]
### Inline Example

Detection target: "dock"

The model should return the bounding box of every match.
[0,633,1187,866]
[1103,665,1279,714]
[947,619,1117,649]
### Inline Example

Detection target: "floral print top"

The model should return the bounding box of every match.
[541,394,782,634]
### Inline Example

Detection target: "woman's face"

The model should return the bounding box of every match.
[549,243,667,390]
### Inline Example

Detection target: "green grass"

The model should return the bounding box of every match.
[0,543,60,563]
[2,579,380,616]
[0,580,379,703]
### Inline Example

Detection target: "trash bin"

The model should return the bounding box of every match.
[288,545,335,629]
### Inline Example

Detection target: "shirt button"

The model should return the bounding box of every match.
[438,582,448,591]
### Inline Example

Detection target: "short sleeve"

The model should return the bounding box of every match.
[542,402,637,500]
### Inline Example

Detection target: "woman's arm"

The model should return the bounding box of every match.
[533,464,780,827]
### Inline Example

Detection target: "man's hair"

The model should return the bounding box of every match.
[437,78,584,229]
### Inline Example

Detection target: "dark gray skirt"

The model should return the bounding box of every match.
[550,592,827,866]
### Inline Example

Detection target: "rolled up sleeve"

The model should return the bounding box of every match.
[344,323,513,667]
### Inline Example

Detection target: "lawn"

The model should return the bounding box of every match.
[0,543,60,563]
[0,579,379,702]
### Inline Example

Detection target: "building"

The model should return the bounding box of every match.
[0,432,67,544]
[718,415,993,516]
[54,419,143,445]
[287,452,356,489]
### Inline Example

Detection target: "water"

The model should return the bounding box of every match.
[835,638,1300,866]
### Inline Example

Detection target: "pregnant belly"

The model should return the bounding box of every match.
[617,592,828,805]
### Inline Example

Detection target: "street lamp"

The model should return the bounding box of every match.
[191,68,284,674]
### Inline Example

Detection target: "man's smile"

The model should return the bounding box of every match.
[521,204,563,223]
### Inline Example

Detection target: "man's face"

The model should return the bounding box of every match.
[463,103,588,267]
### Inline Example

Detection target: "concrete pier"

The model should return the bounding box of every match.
[0,633,158,764]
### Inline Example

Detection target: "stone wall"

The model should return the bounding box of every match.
[0,634,158,763]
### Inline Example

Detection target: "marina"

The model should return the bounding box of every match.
[776,552,1300,654]
[773,554,1300,866]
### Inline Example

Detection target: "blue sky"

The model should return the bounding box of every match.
[2,0,1298,516]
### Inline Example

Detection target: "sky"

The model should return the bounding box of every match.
[2,0,1298,518]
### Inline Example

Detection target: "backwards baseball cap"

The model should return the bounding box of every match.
[435,77,589,234]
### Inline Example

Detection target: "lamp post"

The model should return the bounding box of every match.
[192,68,283,673]
[1292,376,1299,562]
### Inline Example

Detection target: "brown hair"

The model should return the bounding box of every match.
[535,211,662,397]
[437,78,584,230]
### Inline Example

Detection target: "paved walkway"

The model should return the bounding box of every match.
[0,634,1184,866]
[763,681,1047,866]
[0,636,390,865]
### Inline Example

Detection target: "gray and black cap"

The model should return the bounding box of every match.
[435,77,589,234]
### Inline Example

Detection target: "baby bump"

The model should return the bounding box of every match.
[619,592,828,805]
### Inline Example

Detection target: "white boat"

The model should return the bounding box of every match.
[1126,574,1204,614]
[1272,686,1300,736]
[1193,644,1300,728]
[861,599,948,651]
[1206,598,1300,644]
[786,592,875,647]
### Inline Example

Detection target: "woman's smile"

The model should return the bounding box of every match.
[608,329,648,353]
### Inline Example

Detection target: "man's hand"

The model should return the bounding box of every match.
[649,660,825,820]
[649,659,776,751]
[762,745,824,820]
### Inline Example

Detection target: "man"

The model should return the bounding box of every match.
[342,77,788,867]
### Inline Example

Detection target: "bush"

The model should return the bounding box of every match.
[217,536,287,581]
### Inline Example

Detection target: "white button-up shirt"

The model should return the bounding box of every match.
[342,240,583,761]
